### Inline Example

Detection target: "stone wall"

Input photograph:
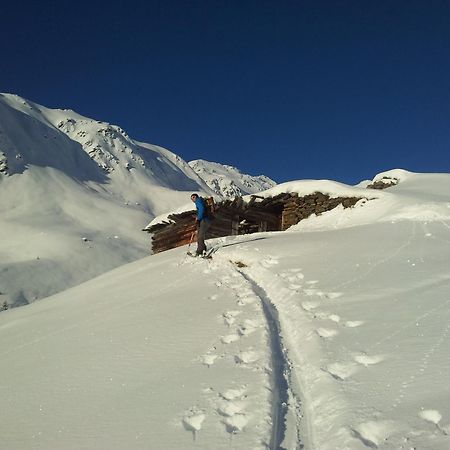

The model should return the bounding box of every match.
[281,192,363,230]
[367,176,399,190]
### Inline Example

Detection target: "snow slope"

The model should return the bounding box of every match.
[0,93,215,306]
[1,170,450,449]
[189,159,276,198]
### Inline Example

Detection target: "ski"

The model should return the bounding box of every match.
[203,247,217,258]
[186,248,215,259]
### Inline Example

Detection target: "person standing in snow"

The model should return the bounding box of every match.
[191,193,212,256]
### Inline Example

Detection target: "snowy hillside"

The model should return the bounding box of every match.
[189,159,276,198]
[0,93,214,307]
[1,170,450,450]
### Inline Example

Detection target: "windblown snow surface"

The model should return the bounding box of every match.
[1,170,450,450]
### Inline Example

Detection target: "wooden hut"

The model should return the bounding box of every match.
[145,191,366,254]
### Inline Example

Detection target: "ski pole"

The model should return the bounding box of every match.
[187,231,195,254]
[178,230,196,266]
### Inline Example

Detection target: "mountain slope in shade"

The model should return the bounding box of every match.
[0,93,214,307]
[189,159,276,198]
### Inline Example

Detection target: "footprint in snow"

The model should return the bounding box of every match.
[316,328,339,338]
[223,413,250,434]
[288,283,302,291]
[235,350,260,364]
[221,334,240,344]
[350,420,397,449]
[182,409,206,441]
[419,409,442,425]
[217,386,250,434]
[343,320,365,328]
[301,301,320,312]
[237,295,256,306]
[324,292,343,300]
[238,319,260,336]
[325,361,359,381]
[201,354,219,367]
[222,310,241,326]
[209,294,219,301]
[353,353,385,367]
[218,399,246,417]
[418,409,448,435]
[220,386,247,401]
[328,314,341,323]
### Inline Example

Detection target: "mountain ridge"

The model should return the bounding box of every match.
[189,158,276,198]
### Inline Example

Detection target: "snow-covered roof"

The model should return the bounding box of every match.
[144,177,379,230]
[242,178,380,202]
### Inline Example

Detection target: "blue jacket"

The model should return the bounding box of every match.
[195,197,210,222]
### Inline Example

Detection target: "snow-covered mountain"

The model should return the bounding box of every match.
[189,159,276,198]
[0,94,279,307]
[0,93,216,307]
[0,93,212,199]
[1,170,450,450]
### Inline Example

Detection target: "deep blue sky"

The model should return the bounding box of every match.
[2,1,450,184]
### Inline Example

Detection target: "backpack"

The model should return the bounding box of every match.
[201,196,216,219]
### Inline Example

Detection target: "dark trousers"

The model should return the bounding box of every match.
[196,219,211,255]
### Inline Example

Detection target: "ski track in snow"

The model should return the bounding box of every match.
[183,255,292,449]
[256,260,382,448]
[179,256,274,447]
[271,266,388,448]
[212,227,450,450]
